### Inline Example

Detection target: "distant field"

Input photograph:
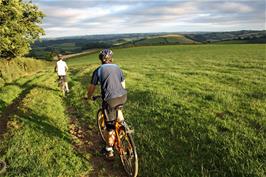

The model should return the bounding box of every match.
[213,36,266,44]
[1,44,265,177]
[29,30,265,60]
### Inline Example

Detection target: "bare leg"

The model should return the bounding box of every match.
[107,130,115,147]
[105,130,115,157]
[64,82,69,92]
[117,110,124,122]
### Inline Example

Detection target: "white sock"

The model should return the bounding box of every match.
[106,146,113,152]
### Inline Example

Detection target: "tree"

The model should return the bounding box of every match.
[0,0,45,59]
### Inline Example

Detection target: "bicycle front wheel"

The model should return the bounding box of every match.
[119,125,138,177]
[97,109,107,143]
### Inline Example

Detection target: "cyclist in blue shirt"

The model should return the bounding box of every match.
[85,49,127,158]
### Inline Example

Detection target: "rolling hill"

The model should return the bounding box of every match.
[115,34,198,47]
[28,30,266,60]
[186,30,266,43]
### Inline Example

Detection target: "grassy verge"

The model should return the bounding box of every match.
[0,57,49,86]
[0,72,92,176]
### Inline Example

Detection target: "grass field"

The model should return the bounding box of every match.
[0,44,265,177]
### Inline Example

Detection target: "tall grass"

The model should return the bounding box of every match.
[0,57,49,86]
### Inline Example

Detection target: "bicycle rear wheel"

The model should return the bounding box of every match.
[62,86,65,97]
[97,109,107,143]
[0,160,6,174]
[119,124,138,177]
[59,80,65,97]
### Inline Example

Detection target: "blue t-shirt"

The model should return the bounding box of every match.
[91,64,127,101]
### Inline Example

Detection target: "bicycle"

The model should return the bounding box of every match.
[93,95,138,177]
[58,76,67,96]
[0,160,6,174]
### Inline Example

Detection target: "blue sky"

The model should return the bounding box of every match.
[33,0,266,38]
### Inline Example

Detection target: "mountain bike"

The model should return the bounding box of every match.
[0,160,6,174]
[58,76,67,96]
[93,95,138,177]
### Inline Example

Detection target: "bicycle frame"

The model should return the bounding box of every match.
[94,95,138,177]
[99,108,123,152]
[114,121,123,155]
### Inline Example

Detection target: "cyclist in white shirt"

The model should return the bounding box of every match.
[54,54,70,93]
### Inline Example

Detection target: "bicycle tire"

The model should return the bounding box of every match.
[97,109,107,143]
[59,80,65,97]
[0,160,6,174]
[119,124,138,177]
[62,88,65,97]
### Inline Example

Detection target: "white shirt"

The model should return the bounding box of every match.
[56,60,68,76]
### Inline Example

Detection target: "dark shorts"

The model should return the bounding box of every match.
[104,94,127,122]
[58,75,67,82]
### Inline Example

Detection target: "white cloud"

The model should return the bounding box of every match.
[156,2,198,15]
[220,2,253,13]
[40,4,129,25]
[35,0,264,38]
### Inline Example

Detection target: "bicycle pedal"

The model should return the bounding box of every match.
[105,151,115,160]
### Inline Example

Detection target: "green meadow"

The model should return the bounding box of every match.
[0,44,265,177]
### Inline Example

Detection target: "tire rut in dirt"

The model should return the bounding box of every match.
[67,106,127,177]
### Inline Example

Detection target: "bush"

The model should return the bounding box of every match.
[0,57,49,84]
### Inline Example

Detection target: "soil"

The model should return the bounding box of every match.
[67,107,127,177]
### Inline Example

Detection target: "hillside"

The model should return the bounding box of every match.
[213,35,266,44]
[116,34,198,47]
[186,30,266,43]
[1,44,265,176]
[28,30,266,60]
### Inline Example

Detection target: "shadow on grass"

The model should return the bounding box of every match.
[125,89,209,176]
[17,108,71,144]
[0,80,34,136]
[0,75,90,168]
[126,89,266,177]
[0,75,60,136]
[0,100,7,113]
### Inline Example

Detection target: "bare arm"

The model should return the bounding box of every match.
[54,64,57,72]
[86,84,96,99]
[121,80,126,89]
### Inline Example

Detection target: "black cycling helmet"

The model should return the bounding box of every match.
[99,49,113,63]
